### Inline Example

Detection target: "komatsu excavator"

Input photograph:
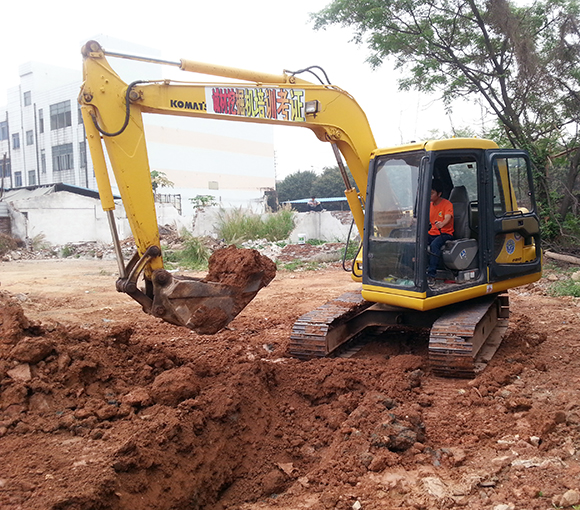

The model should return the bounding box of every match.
[80,41,542,377]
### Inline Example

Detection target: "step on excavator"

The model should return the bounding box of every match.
[80,41,542,377]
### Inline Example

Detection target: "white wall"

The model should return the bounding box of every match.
[288,211,355,243]
[190,207,355,243]
[9,193,113,244]
[7,192,354,247]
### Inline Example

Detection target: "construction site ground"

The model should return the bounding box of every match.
[1,248,580,510]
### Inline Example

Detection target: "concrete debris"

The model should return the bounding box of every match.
[553,489,580,508]
[2,224,351,266]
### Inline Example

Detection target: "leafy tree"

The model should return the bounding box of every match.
[311,166,356,198]
[277,166,358,202]
[313,0,580,242]
[150,170,174,192]
[276,170,317,202]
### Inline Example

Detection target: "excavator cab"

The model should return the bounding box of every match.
[362,138,542,309]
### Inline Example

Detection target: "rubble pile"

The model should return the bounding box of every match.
[1,225,352,268]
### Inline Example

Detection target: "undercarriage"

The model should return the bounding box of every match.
[289,290,509,378]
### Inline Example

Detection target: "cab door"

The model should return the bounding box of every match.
[484,150,541,282]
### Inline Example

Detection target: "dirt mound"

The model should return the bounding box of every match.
[204,245,276,289]
[1,264,580,509]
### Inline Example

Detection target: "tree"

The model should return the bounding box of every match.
[311,166,357,198]
[276,167,358,202]
[276,170,317,202]
[313,0,580,241]
[150,170,174,193]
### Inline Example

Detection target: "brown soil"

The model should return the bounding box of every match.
[1,256,580,510]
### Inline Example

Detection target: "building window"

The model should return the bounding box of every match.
[12,133,20,149]
[39,109,44,133]
[0,157,10,178]
[0,121,8,141]
[52,143,74,171]
[15,171,22,187]
[28,170,36,186]
[79,141,87,168]
[23,91,31,106]
[26,130,34,146]
[50,100,72,130]
[41,150,46,173]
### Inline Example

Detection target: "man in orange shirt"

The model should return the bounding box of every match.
[427,179,454,279]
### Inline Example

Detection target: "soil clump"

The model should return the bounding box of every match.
[1,258,580,509]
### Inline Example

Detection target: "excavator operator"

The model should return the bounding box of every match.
[427,179,454,280]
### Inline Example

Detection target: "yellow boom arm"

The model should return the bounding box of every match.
[79,40,377,332]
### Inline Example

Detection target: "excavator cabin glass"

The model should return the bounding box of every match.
[366,150,422,288]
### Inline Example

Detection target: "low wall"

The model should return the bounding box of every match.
[189,208,356,243]
[6,195,356,247]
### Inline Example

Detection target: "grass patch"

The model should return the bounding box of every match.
[163,234,210,270]
[544,262,580,297]
[341,240,361,262]
[280,260,325,272]
[547,278,580,297]
[217,207,295,244]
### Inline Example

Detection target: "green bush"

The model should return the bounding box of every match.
[60,244,76,258]
[217,207,295,244]
[260,208,295,241]
[216,208,263,245]
[29,233,50,251]
[190,195,218,209]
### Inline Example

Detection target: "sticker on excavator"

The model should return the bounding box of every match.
[206,87,306,121]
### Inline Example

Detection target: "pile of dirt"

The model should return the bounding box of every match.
[204,246,276,288]
[2,261,580,509]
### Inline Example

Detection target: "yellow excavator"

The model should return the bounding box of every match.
[79,41,542,377]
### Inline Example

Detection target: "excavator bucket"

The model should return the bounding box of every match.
[122,246,276,335]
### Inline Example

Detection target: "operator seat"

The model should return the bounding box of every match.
[441,186,478,272]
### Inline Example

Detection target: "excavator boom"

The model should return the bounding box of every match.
[80,40,374,334]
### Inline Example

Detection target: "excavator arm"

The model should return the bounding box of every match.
[79,40,377,333]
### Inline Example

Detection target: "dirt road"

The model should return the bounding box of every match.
[1,258,580,510]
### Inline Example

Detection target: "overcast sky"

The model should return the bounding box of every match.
[1,0,487,179]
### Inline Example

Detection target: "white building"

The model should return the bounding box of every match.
[0,37,276,240]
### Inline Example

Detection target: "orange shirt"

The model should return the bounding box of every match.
[429,198,454,235]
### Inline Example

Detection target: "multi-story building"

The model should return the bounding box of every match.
[0,62,88,192]
[0,37,276,218]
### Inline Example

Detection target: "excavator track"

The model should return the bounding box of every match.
[429,293,509,378]
[289,291,374,359]
[289,290,510,378]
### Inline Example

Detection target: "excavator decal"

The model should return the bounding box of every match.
[208,87,306,121]
[169,100,207,111]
